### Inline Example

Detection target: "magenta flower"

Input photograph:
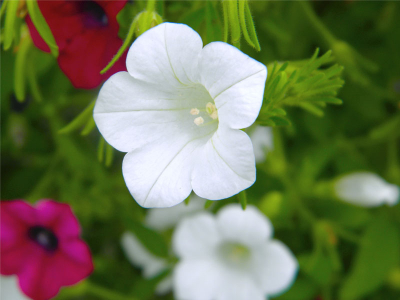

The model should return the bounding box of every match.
[0,200,93,300]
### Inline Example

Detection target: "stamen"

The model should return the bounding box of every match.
[194,117,204,126]
[206,102,214,115]
[210,110,218,120]
[190,108,200,115]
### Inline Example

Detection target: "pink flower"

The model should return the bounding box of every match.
[1,200,93,300]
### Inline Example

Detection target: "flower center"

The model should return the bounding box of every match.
[28,226,59,252]
[218,242,251,268]
[190,102,218,126]
[79,1,108,27]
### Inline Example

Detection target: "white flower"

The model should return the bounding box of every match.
[146,195,207,231]
[94,22,267,208]
[121,232,172,295]
[335,172,399,207]
[172,204,298,300]
[1,276,29,300]
[248,126,273,163]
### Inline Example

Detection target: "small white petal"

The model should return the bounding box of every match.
[1,276,29,300]
[145,195,207,231]
[121,232,172,295]
[173,259,222,300]
[120,232,167,277]
[192,126,256,200]
[250,240,298,296]
[216,204,273,246]
[216,270,265,300]
[249,126,273,163]
[199,42,267,129]
[335,172,400,207]
[173,212,220,259]
[127,23,203,85]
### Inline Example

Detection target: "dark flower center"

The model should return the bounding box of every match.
[79,1,108,27]
[28,226,59,252]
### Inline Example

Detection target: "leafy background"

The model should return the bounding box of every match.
[1,1,400,300]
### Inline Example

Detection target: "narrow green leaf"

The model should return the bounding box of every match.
[58,101,95,134]
[270,108,287,116]
[222,0,229,43]
[309,97,343,105]
[339,216,400,300]
[100,17,138,74]
[27,59,43,102]
[105,142,114,167]
[239,0,260,51]
[14,36,31,102]
[80,117,96,136]
[124,219,169,258]
[270,116,291,126]
[204,200,213,209]
[3,0,19,50]
[26,0,58,57]
[98,137,105,163]
[238,190,247,210]
[0,0,8,19]
[227,0,241,48]
[299,102,324,117]
[184,194,191,206]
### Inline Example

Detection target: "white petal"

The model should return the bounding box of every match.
[94,72,213,153]
[127,23,203,85]
[173,212,220,259]
[173,259,221,300]
[122,129,214,207]
[249,126,273,163]
[215,269,265,300]
[120,232,167,278]
[216,204,273,246]
[199,42,267,129]
[0,276,29,300]
[192,126,256,200]
[145,195,207,231]
[335,172,400,207]
[250,240,298,296]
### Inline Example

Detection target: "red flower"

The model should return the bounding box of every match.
[26,0,128,89]
[1,200,93,300]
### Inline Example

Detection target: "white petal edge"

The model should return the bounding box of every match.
[120,232,167,278]
[216,204,273,246]
[126,23,203,85]
[199,42,267,129]
[0,276,29,300]
[251,240,298,296]
[191,126,256,200]
[145,195,207,231]
[173,212,220,259]
[173,259,222,300]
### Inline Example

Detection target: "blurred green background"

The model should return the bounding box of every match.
[1,1,400,300]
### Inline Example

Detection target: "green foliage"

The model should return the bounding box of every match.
[258,49,344,126]
[339,215,400,300]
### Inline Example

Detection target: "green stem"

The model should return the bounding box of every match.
[238,190,247,210]
[146,0,156,12]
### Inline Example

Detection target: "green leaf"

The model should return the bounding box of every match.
[239,0,261,51]
[298,252,333,286]
[132,269,171,300]
[26,0,59,57]
[227,0,241,48]
[58,101,95,134]
[270,116,291,126]
[339,215,400,300]
[14,36,32,102]
[238,190,247,210]
[275,277,318,300]
[3,0,19,50]
[123,218,169,258]
[205,1,222,43]
[369,114,400,140]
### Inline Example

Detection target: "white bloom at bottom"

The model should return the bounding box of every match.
[121,232,172,295]
[1,276,29,300]
[249,126,273,163]
[335,172,399,207]
[94,22,267,208]
[145,195,207,231]
[172,204,298,300]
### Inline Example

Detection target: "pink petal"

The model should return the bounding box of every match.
[35,200,81,238]
[1,200,37,226]
[0,241,32,275]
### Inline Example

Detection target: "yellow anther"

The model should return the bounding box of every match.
[194,117,204,126]
[190,108,200,115]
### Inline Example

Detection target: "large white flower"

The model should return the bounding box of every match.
[121,232,172,295]
[335,172,399,207]
[1,276,29,300]
[248,126,273,163]
[146,195,207,231]
[172,204,298,300]
[94,22,267,208]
